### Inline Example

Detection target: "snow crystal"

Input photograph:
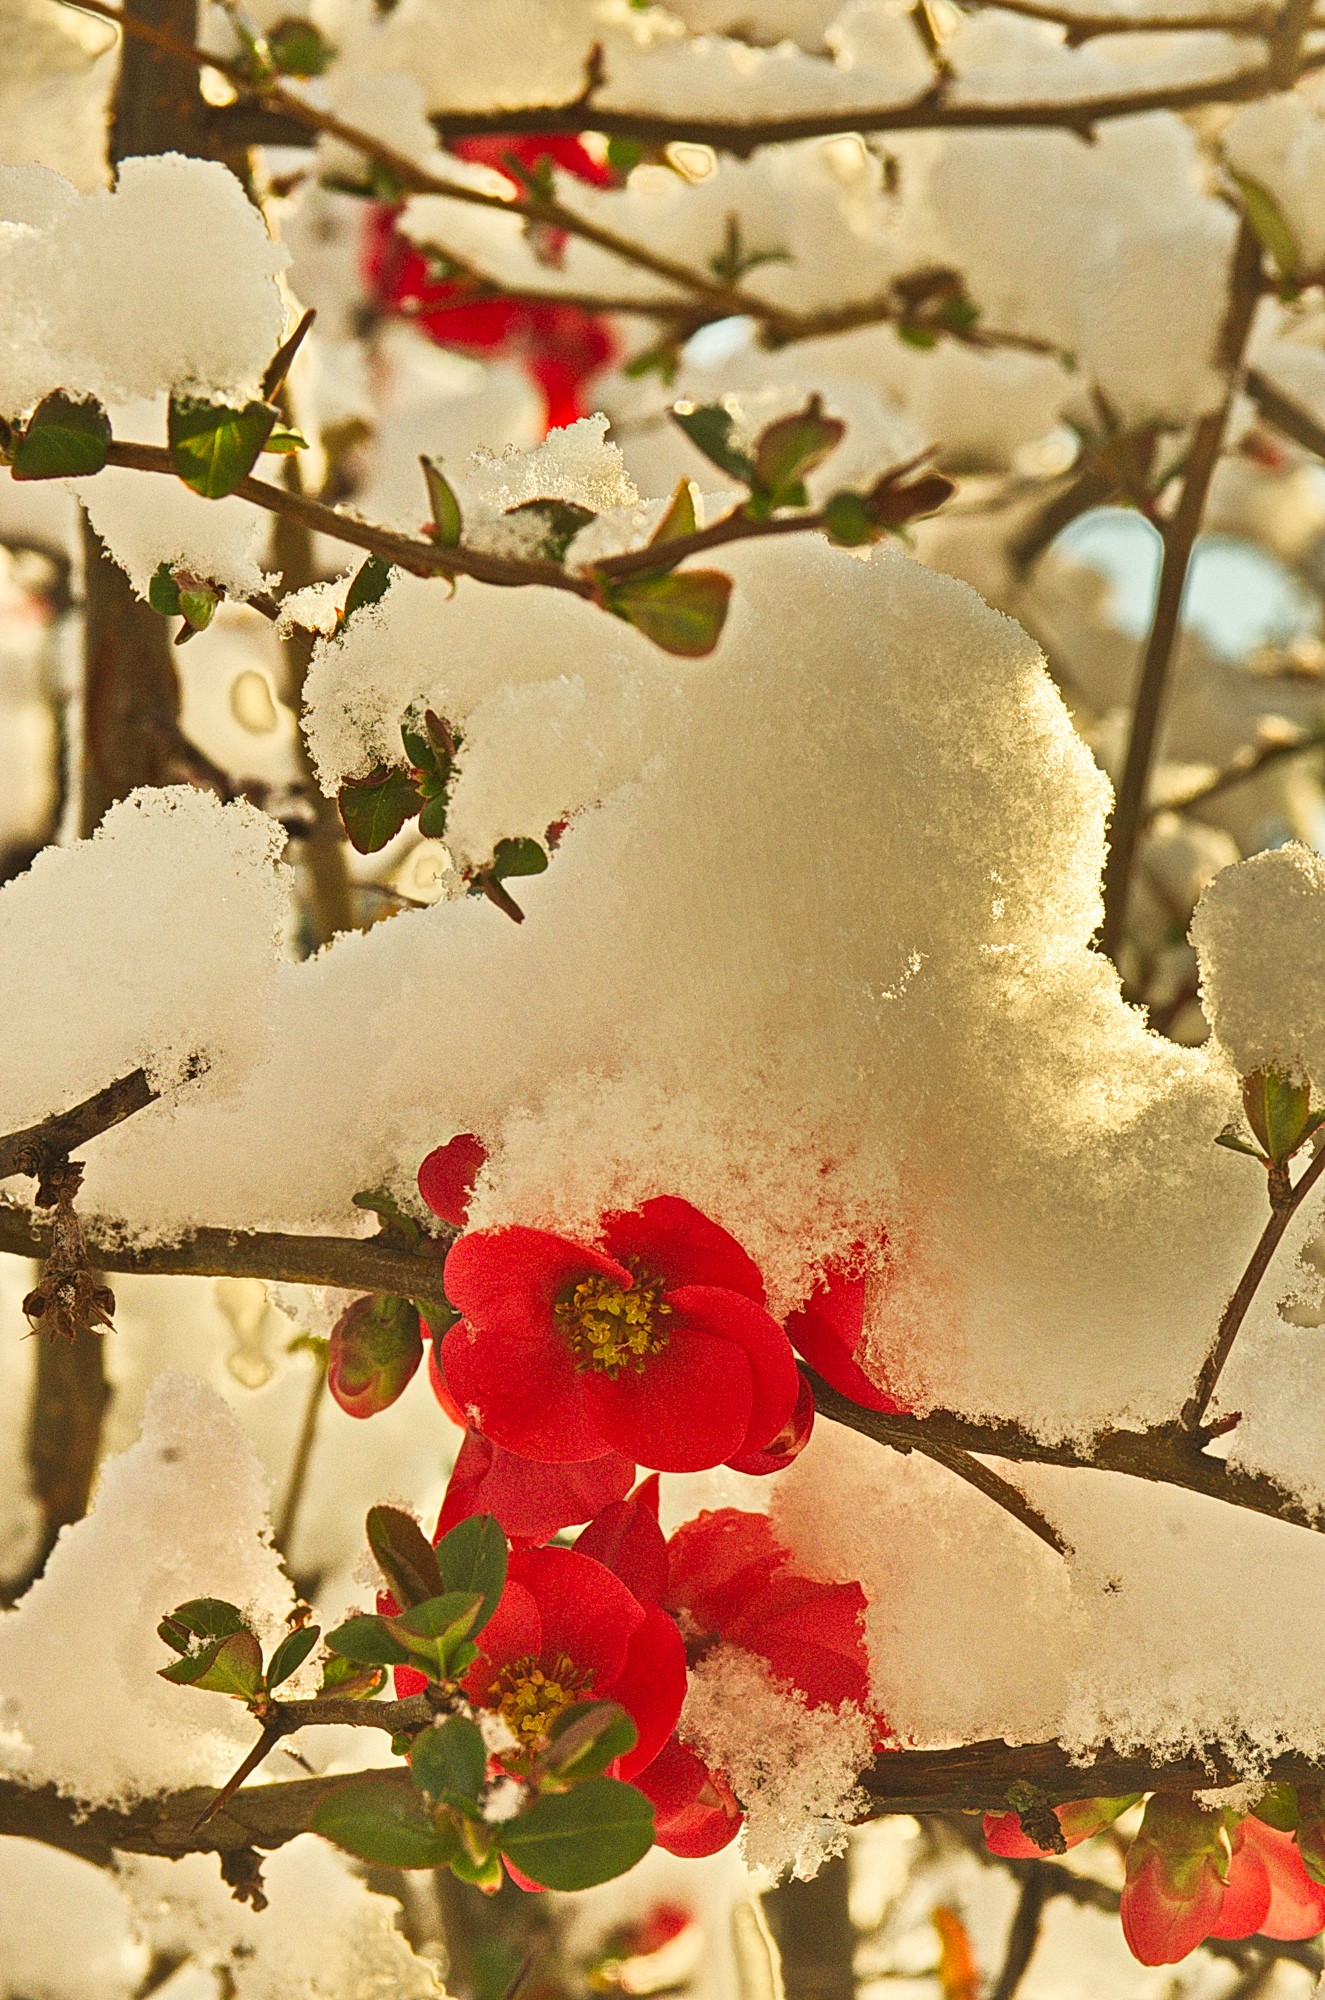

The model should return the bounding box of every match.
[119,1836,441,2000]
[0,1374,293,1804]
[681,1643,872,1878]
[0,157,287,418]
[0,786,288,1133]
[1190,842,1325,1085]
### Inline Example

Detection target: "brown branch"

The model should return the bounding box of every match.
[803,1370,1325,1539]
[891,1434,1071,1557]
[1183,1140,1325,1431]
[1097,213,1264,963]
[1245,365,1325,463]
[988,1870,1048,2000]
[1144,726,1325,826]
[0,1068,160,1184]
[0,1202,454,1315]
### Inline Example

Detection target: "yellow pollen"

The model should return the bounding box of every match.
[489,1653,594,1747]
[555,1271,671,1377]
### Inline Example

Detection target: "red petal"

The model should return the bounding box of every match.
[582,1326,753,1472]
[730,1572,871,1710]
[425,1330,468,1426]
[508,1545,643,1688]
[576,1488,670,1604]
[601,1197,766,1303]
[463,1576,542,1687]
[419,1135,487,1228]
[602,1602,689,1778]
[1209,1829,1272,1939]
[983,1811,1058,1859]
[444,1226,628,1344]
[667,1286,799,1455]
[1242,1821,1325,1939]
[665,1509,787,1635]
[726,1372,815,1475]
[440,1315,605,1461]
[786,1269,907,1415]
[437,1429,634,1546]
[634,1736,743,1858]
[1121,1849,1225,1965]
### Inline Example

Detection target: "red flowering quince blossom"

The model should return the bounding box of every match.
[437,1426,635,1548]
[462,1542,686,1782]
[1120,1797,1325,1965]
[785,1255,908,1415]
[440,1197,801,1473]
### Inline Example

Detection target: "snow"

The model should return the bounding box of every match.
[0,1841,147,2000]
[1190,842,1325,1086]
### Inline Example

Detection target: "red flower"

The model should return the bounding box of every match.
[440,1197,801,1474]
[983,1797,1139,1859]
[1234,1819,1325,1940]
[785,1259,906,1415]
[419,1134,487,1229]
[463,1543,686,1780]
[725,1373,815,1475]
[438,1427,635,1547]
[664,1508,872,1713]
[633,1735,744,1858]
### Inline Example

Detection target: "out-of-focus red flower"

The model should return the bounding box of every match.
[438,1427,635,1547]
[464,1543,686,1780]
[983,1796,1139,1859]
[785,1259,906,1414]
[363,129,621,435]
[1238,1819,1325,1939]
[441,1197,800,1473]
[664,1507,872,1713]
[633,1734,744,1858]
[419,1134,487,1229]
[1120,1796,1233,1965]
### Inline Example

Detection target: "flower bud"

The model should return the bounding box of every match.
[328,1293,423,1417]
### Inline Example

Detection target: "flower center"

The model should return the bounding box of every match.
[555,1270,671,1377]
[488,1653,595,1747]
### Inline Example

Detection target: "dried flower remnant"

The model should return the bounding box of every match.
[21,1160,115,1343]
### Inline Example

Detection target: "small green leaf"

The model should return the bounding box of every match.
[325,1614,413,1667]
[10,391,112,480]
[367,1503,444,1610]
[603,569,731,657]
[1252,1783,1299,1832]
[502,498,596,563]
[1215,1126,1265,1161]
[392,1589,483,1644]
[351,1186,422,1246]
[1243,1066,1314,1165]
[648,478,697,548]
[162,1628,265,1699]
[265,16,335,74]
[312,1772,460,1868]
[535,1701,638,1785]
[267,1623,320,1691]
[148,563,183,617]
[435,1513,509,1629]
[178,584,218,633]
[1232,172,1301,284]
[897,324,938,351]
[822,491,879,547]
[169,395,277,498]
[670,403,754,484]
[263,426,307,454]
[337,766,423,853]
[606,134,646,177]
[318,1653,386,1700]
[752,395,844,508]
[411,1715,488,1809]
[448,1840,503,1890]
[422,457,463,547]
[162,1598,249,1643]
[418,793,451,840]
[489,837,549,883]
[343,555,393,623]
[499,1777,655,1890]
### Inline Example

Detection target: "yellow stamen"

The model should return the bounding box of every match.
[555,1271,671,1377]
[489,1652,594,1747]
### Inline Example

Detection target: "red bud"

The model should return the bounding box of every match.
[327,1293,423,1417]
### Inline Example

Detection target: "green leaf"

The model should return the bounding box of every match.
[606,134,646,177]
[161,1598,249,1645]
[391,1589,483,1644]
[367,1503,444,1609]
[265,16,335,74]
[267,1623,320,1691]
[1215,1127,1265,1161]
[351,1186,422,1246]
[1243,1066,1314,1165]
[148,563,183,618]
[325,1614,413,1667]
[502,498,596,563]
[422,457,463,547]
[603,569,731,657]
[162,1628,265,1699]
[1252,1783,1299,1832]
[499,1777,655,1890]
[168,395,277,498]
[312,1772,460,1868]
[10,391,112,480]
[752,395,844,509]
[263,426,307,454]
[337,766,423,853]
[178,584,218,633]
[822,491,879,547]
[435,1512,508,1629]
[343,555,393,623]
[318,1653,386,1700]
[670,403,754,485]
[262,307,317,401]
[489,837,549,884]
[1232,172,1301,284]
[648,478,697,548]
[448,1839,503,1890]
[418,793,451,840]
[411,1715,488,1809]
[535,1701,638,1785]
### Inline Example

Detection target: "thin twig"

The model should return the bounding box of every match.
[0,1068,161,1183]
[1144,727,1325,826]
[1097,214,1264,963]
[894,1436,1070,1557]
[273,1342,327,1557]
[988,1871,1048,2000]
[1182,1139,1325,1430]
[1245,365,1325,462]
